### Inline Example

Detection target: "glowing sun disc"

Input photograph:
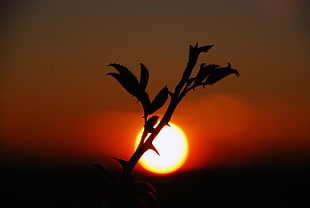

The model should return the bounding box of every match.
[135,123,189,174]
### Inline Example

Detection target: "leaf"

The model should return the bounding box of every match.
[108,64,138,81]
[107,64,140,97]
[148,86,168,114]
[194,63,207,85]
[107,63,153,117]
[204,63,240,85]
[139,63,149,91]
[134,181,160,206]
[93,163,108,174]
[93,163,116,192]
[135,181,158,195]
[106,72,136,96]
[139,92,151,117]
[93,163,115,182]
[194,64,219,85]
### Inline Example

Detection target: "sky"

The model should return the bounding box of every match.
[1,0,309,171]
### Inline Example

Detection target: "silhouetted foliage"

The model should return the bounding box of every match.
[148,86,169,115]
[94,164,160,208]
[107,63,152,118]
[97,43,239,207]
[139,63,149,92]
[107,64,140,97]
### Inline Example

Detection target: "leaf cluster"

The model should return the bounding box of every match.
[106,43,240,175]
[94,164,160,207]
[183,62,240,94]
[107,63,168,120]
[173,44,240,100]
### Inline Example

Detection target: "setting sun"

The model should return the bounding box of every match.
[135,123,189,174]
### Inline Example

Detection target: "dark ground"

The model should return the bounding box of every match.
[1,160,309,208]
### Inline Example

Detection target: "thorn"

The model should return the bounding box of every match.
[113,157,129,169]
[149,144,160,156]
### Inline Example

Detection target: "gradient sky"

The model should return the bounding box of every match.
[1,0,309,170]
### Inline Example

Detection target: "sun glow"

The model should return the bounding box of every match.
[135,123,189,174]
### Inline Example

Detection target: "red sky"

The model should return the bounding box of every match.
[1,0,309,170]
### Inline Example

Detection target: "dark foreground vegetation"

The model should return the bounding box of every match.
[1,160,309,208]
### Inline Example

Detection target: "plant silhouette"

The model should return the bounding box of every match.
[95,43,239,207]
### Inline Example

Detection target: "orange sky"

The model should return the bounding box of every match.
[1,0,309,170]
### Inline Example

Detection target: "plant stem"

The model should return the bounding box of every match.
[121,44,205,177]
[123,96,180,176]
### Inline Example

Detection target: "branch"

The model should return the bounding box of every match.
[106,43,239,177]
[174,43,214,96]
[180,63,240,98]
